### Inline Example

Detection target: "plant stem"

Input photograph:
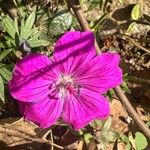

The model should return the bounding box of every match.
[124,35,150,55]
[130,77,150,86]
[67,0,150,140]
[0,125,64,149]
[67,0,101,54]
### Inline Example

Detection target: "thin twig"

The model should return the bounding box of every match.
[67,0,150,140]
[67,0,101,54]
[0,125,64,149]
[130,77,150,86]
[114,86,150,138]
[47,141,64,149]
[124,35,150,54]
[50,130,54,150]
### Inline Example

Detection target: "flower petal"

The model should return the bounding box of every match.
[9,53,57,102]
[53,31,96,74]
[62,89,110,130]
[18,96,63,128]
[75,52,122,94]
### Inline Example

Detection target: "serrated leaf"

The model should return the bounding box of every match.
[0,49,12,62]
[49,11,72,37]
[0,75,5,103]
[24,11,36,33]
[20,11,36,39]
[0,65,12,81]
[3,15,16,39]
[101,117,112,133]
[134,132,148,150]
[27,39,49,47]
[84,133,93,144]
[131,4,141,20]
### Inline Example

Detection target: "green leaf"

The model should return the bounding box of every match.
[29,29,42,41]
[131,4,141,20]
[78,129,84,135]
[101,117,112,133]
[83,133,93,144]
[30,28,41,38]
[91,13,108,32]
[27,39,49,47]
[105,131,120,142]
[0,65,12,81]
[126,142,131,150]
[5,36,16,47]
[128,132,136,149]
[0,49,12,62]
[107,89,115,100]
[123,73,131,81]
[20,18,25,36]
[0,75,5,103]
[121,82,131,94]
[0,19,4,31]
[20,11,36,39]
[91,119,103,129]
[3,15,16,39]
[126,22,136,33]
[97,140,108,150]
[14,18,19,35]
[118,0,124,3]
[88,0,103,10]
[0,38,12,49]
[134,132,148,150]
[120,134,129,144]
[49,11,72,37]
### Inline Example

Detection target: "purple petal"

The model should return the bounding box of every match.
[9,53,57,102]
[62,89,110,130]
[75,52,122,94]
[18,96,63,128]
[53,31,96,74]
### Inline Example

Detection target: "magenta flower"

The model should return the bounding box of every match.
[9,31,122,129]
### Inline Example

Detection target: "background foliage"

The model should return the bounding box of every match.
[0,0,149,149]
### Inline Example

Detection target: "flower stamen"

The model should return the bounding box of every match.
[55,75,81,99]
